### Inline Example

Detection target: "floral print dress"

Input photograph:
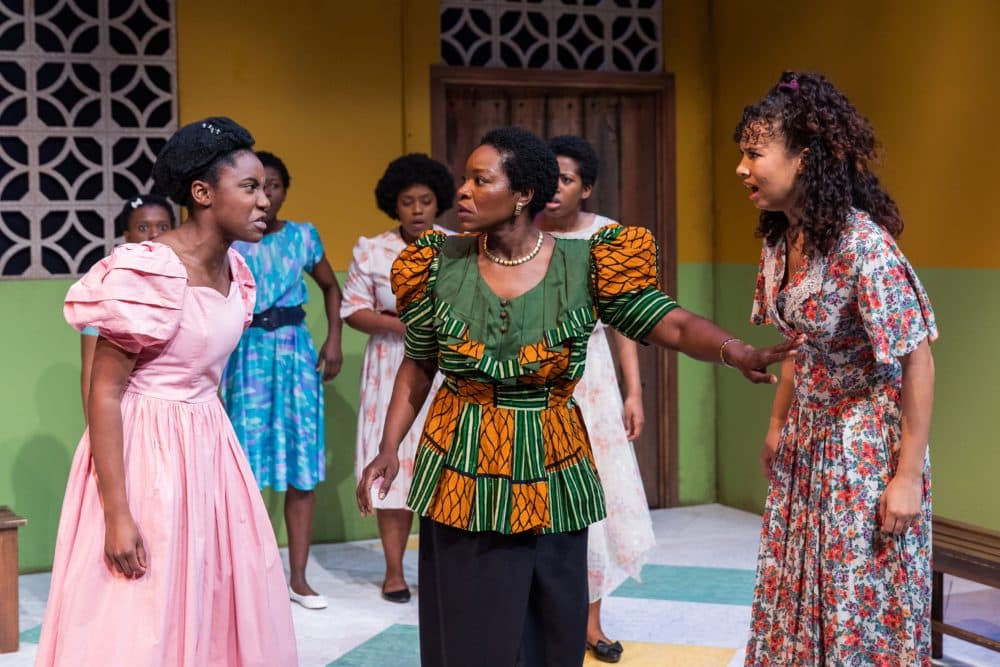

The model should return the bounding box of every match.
[745,210,938,666]
[546,215,656,601]
[341,229,443,509]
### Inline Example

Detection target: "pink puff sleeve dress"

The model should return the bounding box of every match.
[36,242,297,667]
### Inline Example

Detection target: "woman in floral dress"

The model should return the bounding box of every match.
[341,154,453,603]
[736,72,937,666]
[537,135,654,663]
[356,127,801,667]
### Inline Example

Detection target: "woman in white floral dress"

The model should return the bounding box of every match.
[341,154,454,603]
[537,135,655,663]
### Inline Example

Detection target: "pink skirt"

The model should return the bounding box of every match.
[35,391,297,666]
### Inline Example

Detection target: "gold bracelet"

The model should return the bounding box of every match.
[719,337,741,368]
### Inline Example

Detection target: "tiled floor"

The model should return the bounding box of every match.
[6,504,999,666]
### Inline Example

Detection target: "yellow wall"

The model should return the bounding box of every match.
[177,0,438,270]
[662,0,715,265]
[711,0,1000,269]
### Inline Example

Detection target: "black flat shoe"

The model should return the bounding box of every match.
[586,639,623,663]
[381,587,411,603]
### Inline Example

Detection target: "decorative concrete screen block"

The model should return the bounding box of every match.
[440,0,661,73]
[0,0,177,279]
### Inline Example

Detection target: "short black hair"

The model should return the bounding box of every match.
[114,193,176,236]
[374,153,455,220]
[479,127,558,217]
[256,151,291,188]
[548,135,599,187]
[152,116,255,207]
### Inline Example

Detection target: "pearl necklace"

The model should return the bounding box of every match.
[480,231,545,266]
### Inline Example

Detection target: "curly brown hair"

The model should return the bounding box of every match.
[734,71,903,256]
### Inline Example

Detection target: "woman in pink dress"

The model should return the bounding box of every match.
[36,117,297,666]
[341,153,454,603]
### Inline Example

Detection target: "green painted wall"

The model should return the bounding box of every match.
[0,274,381,573]
[676,262,716,505]
[714,263,1000,532]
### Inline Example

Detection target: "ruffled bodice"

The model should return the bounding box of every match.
[65,242,256,403]
[392,225,676,534]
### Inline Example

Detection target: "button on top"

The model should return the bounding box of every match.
[500,299,510,307]
[500,325,508,333]
[499,311,508,319]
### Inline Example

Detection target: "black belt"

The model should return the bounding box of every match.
[250,305,305,331]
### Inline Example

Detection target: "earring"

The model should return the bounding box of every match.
[514,202,524,216]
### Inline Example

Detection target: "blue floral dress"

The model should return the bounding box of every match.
[221,221,326,491]
[745,210,938,666]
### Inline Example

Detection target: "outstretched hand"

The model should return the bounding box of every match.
[729,335,805,384]
[356,450,400,516]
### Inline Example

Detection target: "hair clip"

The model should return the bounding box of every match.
[129,197,143,208]
[778,79,799,92]
[201,122,221,135]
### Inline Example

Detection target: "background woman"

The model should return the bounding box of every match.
[736,72,936,665]
[357,127,801,667]
[221,150,343,610]
[79,194,176,419]
[39,117,297,666]
[537,135,654,663]
[341,153,454,603]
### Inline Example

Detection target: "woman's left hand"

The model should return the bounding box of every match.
[317,337,343,381]
[622,394,644,441]
[878,474,923,535]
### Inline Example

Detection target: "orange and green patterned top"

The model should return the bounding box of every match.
[392,224,677,535]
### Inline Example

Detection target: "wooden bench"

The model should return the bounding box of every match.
[0,506,27,654]
[932,516,1000,658]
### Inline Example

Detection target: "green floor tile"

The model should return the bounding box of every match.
[612,564,755,606]
[20,623,42,644]
[327,624,420,667]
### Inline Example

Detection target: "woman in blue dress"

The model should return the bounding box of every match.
[221,151,343,609]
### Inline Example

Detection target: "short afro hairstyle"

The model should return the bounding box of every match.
[114,193,176,237]
[152,116,255,207]
[374,153,455,220]
[479,127,558,217]
[548,135,599,187]
[257,150,291,188]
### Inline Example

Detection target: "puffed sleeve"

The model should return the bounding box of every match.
[301,222,324,269]
[750,243,772,325]
[64,243,187,354]
[589,224,678,341]
[855,224,938,364]
[228,248,258,329]
[340,236,376,319]
[390,230,446,360]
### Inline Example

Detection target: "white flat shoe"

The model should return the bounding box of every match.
[289,588,328,610]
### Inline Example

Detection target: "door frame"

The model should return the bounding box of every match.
[429,65,679,507]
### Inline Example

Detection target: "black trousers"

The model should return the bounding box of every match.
[418,518,588,667]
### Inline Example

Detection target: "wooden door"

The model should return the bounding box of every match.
[431,66,678,508]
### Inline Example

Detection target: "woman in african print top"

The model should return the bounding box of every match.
[736,72,936,666]
[356,127,801,667]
